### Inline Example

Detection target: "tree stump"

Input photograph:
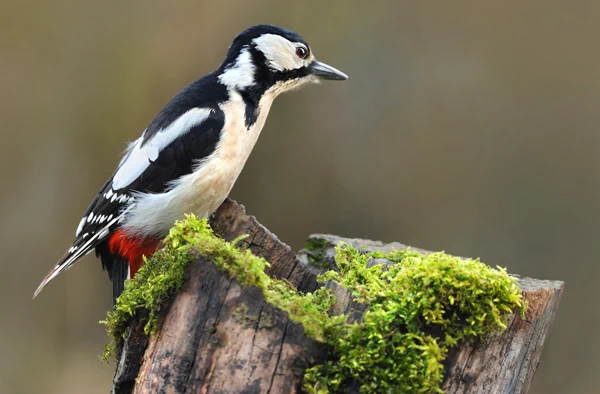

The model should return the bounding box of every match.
[111,199,564,394]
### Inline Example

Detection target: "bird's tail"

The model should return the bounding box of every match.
[33,215,123,299]
[33,252,75,299]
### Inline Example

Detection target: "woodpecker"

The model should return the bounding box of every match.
[34,24,347,301]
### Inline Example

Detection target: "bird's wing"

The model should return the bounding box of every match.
[34,107,225,297]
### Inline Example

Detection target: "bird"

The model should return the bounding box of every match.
[33,24,348,302]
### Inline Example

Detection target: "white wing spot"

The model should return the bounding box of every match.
[87,212,94,223]
[76,218,85,237]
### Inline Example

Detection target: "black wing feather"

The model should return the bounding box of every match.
[35,74,229,298]
[78,111,225,255]
[35,110,225,299]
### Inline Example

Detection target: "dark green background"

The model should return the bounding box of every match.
[1,1,596,393]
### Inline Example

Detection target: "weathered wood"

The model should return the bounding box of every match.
[112,199,563,394]
[442,277,563,394]
[131,256,326,393]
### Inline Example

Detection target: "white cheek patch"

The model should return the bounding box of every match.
[253,34,306,72]
[112,108,213,190]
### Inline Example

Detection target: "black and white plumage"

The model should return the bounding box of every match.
[34,24,348,301]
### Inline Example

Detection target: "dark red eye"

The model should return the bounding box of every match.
[296,46,308,59]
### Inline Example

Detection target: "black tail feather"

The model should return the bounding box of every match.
[96,241,129,305]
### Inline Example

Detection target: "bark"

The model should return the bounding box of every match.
[111,199,564,394]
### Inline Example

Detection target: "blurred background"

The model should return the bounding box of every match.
[0,0,597,393]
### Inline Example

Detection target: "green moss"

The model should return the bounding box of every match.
[100,216,524,394]
[100,215,342,360]
[303,244,524,393]
[100,215,215,360]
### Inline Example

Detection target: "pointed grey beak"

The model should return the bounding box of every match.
[310,60,348,81]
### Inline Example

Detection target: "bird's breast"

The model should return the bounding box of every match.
[187,91,273,204]
[167,91,274,222]
[122,91,274,237]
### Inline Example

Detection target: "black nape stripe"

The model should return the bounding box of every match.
[216,25,313,128]
[241,89,260,128]
[239,45,310,128]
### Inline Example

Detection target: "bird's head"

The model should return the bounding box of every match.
[218,25,348,96]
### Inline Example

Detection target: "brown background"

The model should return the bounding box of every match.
[0,1,596,393]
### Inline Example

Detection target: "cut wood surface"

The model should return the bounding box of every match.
[111,199,564,394]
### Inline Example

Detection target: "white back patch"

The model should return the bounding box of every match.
[253,34,307,72]
[112,108,213,190]
[218,47,255,89]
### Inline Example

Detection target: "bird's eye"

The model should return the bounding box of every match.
[296,46,308,59]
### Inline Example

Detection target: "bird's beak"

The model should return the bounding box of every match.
[309,60,349,81]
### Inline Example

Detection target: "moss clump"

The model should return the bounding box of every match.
[100,215,213,360]
[101,216,524,394]
[101,215,343,360]
[303,244,524,393]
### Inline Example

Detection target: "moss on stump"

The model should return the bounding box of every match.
[101,215,524,393]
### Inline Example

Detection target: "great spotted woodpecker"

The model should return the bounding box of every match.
[34,25,347,301]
